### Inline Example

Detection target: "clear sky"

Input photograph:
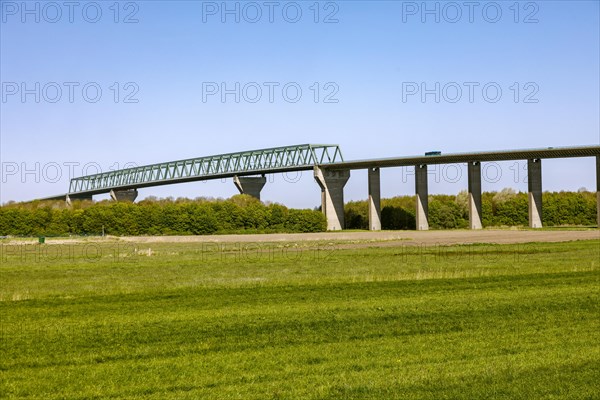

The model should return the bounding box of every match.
[1,0,599,207]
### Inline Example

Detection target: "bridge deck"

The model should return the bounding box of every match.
[38,144,599,201]
[329,145,600,170]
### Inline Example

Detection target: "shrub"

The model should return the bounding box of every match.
[0,196,326,236]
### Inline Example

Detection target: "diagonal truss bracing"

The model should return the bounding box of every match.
[68,144,343,195]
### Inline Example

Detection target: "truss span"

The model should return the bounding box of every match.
[67,144,343,196]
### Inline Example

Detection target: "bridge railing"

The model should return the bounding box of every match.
[68,144,343,194]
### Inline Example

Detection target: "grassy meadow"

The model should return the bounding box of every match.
[1,238,599,399]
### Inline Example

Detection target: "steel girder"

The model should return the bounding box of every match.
[68,144,343,195]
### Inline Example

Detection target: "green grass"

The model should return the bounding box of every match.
[1,239,599,399]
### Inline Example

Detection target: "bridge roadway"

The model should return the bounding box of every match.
[41,144,600,231]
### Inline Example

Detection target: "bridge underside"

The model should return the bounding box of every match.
[38,145,600,231]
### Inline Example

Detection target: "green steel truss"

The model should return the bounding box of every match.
[68,144,343,195]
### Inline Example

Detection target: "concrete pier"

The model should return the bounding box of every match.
[528,159,542,228]
[415,164,429,231]
[597,156,599,228]
[314,167,350,231]
[368,167,381,231]
[110,189,138,202]
[468,162,483,230]
[233,175,266,200]
[66,194,93,206]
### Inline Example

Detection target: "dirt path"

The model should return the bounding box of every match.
[5,230,598,248]
[119,230,599,247]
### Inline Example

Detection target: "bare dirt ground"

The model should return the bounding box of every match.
[120,229,599,248]
[5,230,599,249]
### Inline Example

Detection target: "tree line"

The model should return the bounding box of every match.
[345,189,598,230]
[0,195,326,236]
[0,190,596,236]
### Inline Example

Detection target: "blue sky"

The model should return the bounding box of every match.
[1,0,599,207]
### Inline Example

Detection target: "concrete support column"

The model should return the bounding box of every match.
[233,175,266,200]
[596,156,599,228]
[415,164,429,231]
[368,167,381,231]
[110,189,138,202]
[468,161,483,230]
[528,159,542,228]
[66,194,92,206]
[314,167,350,231]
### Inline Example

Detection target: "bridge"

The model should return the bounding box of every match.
[44,144,343,201]
[42,144,600,231]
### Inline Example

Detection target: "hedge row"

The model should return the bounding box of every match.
[0,195,326,236]
[345,190,598,230]
[1,190,596,236]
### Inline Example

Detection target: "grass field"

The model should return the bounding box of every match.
[1,238,599,399]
